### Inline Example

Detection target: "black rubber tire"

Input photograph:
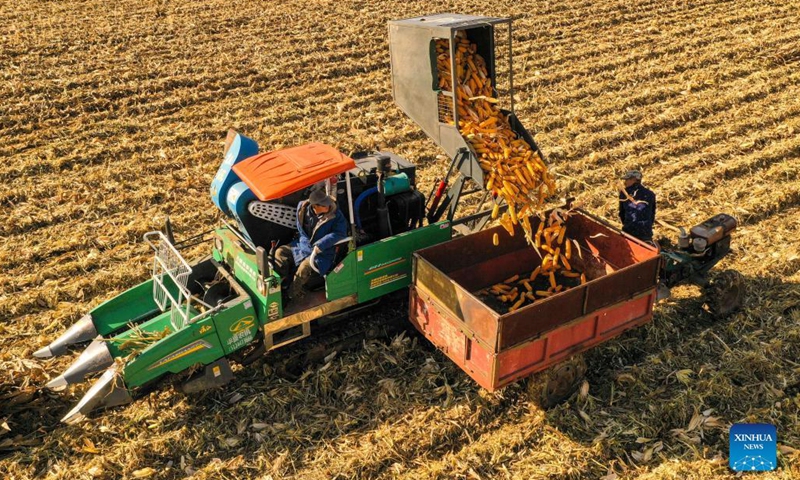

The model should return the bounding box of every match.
[704,270,745,318]
[526,354,587,409]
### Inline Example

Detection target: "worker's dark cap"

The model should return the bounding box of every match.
[309,189,334,207]
[621,170,643,181]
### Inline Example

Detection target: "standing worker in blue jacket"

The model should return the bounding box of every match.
[274,188,348,302]
[619,170,656,242]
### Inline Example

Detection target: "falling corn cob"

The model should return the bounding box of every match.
[438,32,589,315]
[435,34,559,250]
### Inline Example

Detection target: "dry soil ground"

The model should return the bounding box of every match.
[1,0,799,478]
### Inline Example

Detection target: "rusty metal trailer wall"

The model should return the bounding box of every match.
[409,210,661,391]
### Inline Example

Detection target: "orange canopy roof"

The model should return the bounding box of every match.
[232,143,356,201]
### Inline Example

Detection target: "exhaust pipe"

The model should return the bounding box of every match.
[61,366,132,424]
[34,314,97,358]
[46,339,113,389]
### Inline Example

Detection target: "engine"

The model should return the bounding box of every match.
[339,152,425,244]
[679,213,737,253]
[661,213,738,288]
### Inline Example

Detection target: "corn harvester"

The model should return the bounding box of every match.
[36,14,743,422]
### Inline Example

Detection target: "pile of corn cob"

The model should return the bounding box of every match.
[435,33,557,243]
[480,209,587,312]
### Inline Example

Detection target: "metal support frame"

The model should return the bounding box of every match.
[345,171,356,238]
[172,229,215,250]
[219,217,257,253]
[426,148,499,233]
[446,176,467,222]
[263,294,358,350]
[452,202,508,235]
[426,149,463,223]
[449,31,459,129]
[265,322,311,351]
[508,24,514,114]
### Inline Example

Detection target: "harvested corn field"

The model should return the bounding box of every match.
[2,0,800,479]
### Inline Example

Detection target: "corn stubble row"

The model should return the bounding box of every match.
[436,33,583,311]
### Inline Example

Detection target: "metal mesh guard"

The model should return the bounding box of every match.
[156,240,191,328]
[156,242,190,288]
[438,92,454,124]
[249,201,297,229]
[144,231,193,330]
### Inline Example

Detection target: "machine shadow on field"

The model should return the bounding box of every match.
[545,272,800,476]
[3,273,798,478]
[174,271,797,478]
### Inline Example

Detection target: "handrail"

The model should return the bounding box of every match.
[219,217,257,253]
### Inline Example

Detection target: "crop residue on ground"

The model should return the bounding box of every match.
[1,0,799,478]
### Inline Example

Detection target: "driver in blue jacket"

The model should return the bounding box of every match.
[274,188,348,302]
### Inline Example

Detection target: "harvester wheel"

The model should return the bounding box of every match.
[526,354,587,408]
[704,270,745,317]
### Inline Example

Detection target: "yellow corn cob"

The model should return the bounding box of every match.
[479,116,498,128]
[491,203,500,219]
[514,168,527,185]
[435,35,575,285]
[529,266,541,281]
[499,213,515,236]
[510,295,527,311]
[502,180,519,195]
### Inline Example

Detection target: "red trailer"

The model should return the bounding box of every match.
[409,210,661,399]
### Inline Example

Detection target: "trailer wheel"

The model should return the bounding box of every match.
[528,354,587,408]
[704,270,745,318]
